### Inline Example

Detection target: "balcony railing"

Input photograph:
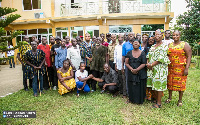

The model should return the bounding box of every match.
[60,0,171,17]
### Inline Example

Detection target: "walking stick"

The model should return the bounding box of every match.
[46,66,51,90]
[38,70,41,96]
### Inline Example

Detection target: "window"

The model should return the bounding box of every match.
[142,0,164,4]
[23,0,41,10]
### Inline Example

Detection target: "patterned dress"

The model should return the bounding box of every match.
[167,42,187,91]
[57,66,76,95]
[146,43,170,91]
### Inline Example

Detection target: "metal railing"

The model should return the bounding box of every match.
[60,0,171,17]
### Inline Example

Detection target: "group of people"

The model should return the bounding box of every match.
[16,29,192,108]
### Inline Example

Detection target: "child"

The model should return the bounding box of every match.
[57,59,76,95]
[75,62,93,97]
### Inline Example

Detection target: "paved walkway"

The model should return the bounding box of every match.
[0,65,23,97]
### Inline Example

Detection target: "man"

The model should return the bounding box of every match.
[51,36,61,90]
[80,36,84,42]
[100,33,109,47]
[92,63,118,96]
[65,36,72,48]
[55,39,67,70]
[124,32,129,42]
[32,35,36,42]
[25,41,46,97]
[80,33,94,86]
[163,30,174,45]
[49,36,55,49]
[76,36,82,46]
[106,33,112,44]
[37,37,52,90]
[91,36,97,46]
[17,36,32,91]
[136,33,141,43]
[7,41,15,68]
[114,34,126,98]
[108,34,117,70]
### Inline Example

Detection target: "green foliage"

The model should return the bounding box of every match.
[175,0,200,52]
[0,6,25,61]
[0,69,200,124]
[142,24,164,31]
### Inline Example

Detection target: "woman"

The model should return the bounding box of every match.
[166,30,192,106]
[141,34,149,51]
[90,37,107,91]
[146,30,170,108]
[125,39,147,104]
[144,35,156,101]
[57,59,76,95]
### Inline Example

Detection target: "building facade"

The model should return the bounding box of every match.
[1,0,174,63]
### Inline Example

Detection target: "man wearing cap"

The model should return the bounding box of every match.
[51,36,61,90]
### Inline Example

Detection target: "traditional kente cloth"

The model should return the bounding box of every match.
[167,42,187,91]
[57,66,76,95]
[24,50,46,79]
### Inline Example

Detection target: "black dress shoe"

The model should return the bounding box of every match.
[24,88,29,91]
[34,93,38,97]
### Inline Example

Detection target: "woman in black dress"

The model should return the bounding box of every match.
[125,39,147,104]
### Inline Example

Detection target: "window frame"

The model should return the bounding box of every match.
[22,0,42,11]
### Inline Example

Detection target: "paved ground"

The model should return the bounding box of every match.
[0,65,23,97]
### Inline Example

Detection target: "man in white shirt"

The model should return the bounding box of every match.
[113,34,126,98]
[75,62,93,97]
[7,41,15,68]
[163,30,174,45]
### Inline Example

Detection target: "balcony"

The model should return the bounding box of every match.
[59,0,171,17]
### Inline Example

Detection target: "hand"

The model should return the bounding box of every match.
[103,84,107,90]
[56,68,59,71]
[131,69,138,74]
[115,64,118,72]
[45,61,48,67]
[88,74,94,78]
[54,52,57,55]
[59,78,65,82]
[33,66,38,69]
[88,57,92,62]
[38,66,41,69]
[184,68,188,76]
[146,64,153,70]
[121,68,125,74]
[78,88,82,90]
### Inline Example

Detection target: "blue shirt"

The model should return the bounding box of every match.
[122,41,142,56]
[55,46,67,68]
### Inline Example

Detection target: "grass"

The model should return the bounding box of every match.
[0,69,200,124]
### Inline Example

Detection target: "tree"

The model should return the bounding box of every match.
[0,1,27,61]
[175,0,200,55]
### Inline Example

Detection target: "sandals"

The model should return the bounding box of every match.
[177,100,183,107]
[165,99,171,103]
[152,103,162,108]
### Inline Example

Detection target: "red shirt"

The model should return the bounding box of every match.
[37,44,52,67]
[102,41,109,47]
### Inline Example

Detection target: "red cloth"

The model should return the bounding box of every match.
[37,44,52,67]
[102,41,109,47]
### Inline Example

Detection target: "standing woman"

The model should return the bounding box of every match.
[125,39,147,104]
[166,30,192,106]
[146,30,170,108]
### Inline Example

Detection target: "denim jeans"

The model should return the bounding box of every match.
[76,81,90,94]
[8,57,15,68]
[32,72,43,94]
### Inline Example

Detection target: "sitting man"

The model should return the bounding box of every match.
[92,63,118,96]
